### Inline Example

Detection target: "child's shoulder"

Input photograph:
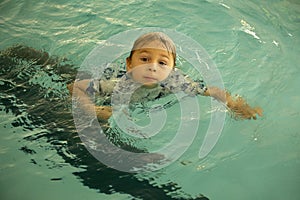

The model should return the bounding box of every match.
[101,62,126,80]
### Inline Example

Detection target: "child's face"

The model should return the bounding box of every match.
[126,41,175,87]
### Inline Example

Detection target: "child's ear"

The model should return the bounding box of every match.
[126,57,132,71]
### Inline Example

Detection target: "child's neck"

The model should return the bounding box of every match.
[142,83,158,89]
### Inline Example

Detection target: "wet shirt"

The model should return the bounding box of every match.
[85,66,207,106]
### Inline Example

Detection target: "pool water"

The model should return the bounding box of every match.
[1,0,300,200]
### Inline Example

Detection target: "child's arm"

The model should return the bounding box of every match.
[163,70,263,120]
[67,80,112,121]
[203,86,263,120]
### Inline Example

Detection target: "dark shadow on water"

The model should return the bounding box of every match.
[0,45,209,200]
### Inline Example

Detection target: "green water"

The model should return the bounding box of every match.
[1,0,300,200]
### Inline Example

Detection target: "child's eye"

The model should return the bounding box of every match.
[159,61,167,66]
[140,57,149,62]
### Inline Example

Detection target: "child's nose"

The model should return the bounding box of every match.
[148,63,158,72]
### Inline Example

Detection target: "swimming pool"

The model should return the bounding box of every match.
[1,0,299,199]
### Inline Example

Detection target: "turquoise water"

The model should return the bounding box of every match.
[1,0,300,200]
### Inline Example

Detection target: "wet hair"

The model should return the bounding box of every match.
[128,32,176,66]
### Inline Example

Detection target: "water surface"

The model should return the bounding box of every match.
[0,0,299,199]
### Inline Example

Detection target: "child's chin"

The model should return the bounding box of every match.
[142,82,158,88]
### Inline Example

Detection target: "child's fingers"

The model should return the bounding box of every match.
[254,107,263,116]
[228,99,263,120]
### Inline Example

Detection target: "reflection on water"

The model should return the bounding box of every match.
[0,45,209,200]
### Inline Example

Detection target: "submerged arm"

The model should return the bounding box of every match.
[164,70,263,120]
[203,86,263,120]
[68,80,112,121]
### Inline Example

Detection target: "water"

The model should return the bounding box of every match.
[1,0,300,199]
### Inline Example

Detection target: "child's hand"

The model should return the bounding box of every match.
[207,87,263,120]
[226,94,263,120]
[96,106,112,121]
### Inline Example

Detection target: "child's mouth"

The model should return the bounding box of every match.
[143,76,157,82]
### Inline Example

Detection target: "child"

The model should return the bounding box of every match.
[70,32,263,121]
